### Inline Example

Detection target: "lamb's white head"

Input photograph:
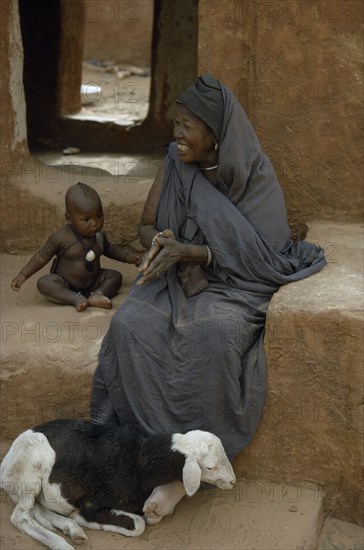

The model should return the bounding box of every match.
[172,430,236,496]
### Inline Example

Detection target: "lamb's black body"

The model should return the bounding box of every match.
[34,419,185,518]
[1,417,235,548]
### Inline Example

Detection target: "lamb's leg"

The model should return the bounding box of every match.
[1,431,74,550]
[11,500,74,550]
[71,508,145,537]
[143,481,186,525]
[32,504,87,544]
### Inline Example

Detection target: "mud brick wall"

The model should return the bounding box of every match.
[198,0,363,224]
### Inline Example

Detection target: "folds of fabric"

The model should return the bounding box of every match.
[93,78,326,458]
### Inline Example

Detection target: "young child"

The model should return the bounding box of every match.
[11,182,142,311]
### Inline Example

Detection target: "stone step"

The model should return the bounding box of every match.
[236,222,363,527]
[0,255,134,433]
[318,517,364,549]
[1,222,363,527]
[0,477,324,550]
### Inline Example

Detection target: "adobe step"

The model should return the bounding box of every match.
[1,221,362,526]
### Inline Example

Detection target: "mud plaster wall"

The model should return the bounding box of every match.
[148,0,198,129]
[83,0,154,66]
[198,0,363,223]
[0,0,28,169]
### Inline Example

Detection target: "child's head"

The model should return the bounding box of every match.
[65,183,104,237]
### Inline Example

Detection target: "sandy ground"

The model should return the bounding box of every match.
[67,62,150,125]
[1,460,363,550]
[1,455,363,550]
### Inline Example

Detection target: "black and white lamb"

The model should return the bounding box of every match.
[0,419,236,550]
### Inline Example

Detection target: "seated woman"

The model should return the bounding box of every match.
[91,75,326,521]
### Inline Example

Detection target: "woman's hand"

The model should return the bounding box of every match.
[137,229,185,285]
[138,229,175,272]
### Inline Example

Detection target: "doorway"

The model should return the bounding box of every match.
[72,0,153,126]
[18,0,198,153]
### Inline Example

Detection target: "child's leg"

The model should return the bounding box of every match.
[87,269,122,309]
[37,274,89,312]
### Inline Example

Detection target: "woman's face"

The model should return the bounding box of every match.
[173,104,217,167]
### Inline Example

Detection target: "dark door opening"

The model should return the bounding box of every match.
[18,0,198,153]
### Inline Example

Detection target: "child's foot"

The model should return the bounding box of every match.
[73,293,89,312]
[88,291,112,309]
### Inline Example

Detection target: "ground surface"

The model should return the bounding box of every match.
[0,465,363,550]
[71,62,150,125]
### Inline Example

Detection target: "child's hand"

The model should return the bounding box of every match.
[11,273,26,291]
[126,254,143,267]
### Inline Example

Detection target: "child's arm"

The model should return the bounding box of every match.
[11,235,59,290]
[103,234,142,265]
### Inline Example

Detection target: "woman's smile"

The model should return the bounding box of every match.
[177,143,190,154]
[174,104,217,165]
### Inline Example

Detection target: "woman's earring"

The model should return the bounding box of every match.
[214,142,219,152]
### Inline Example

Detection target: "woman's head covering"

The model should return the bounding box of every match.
[176,74,223,139]
[172,74,292,250]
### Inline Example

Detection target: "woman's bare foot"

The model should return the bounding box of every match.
[73,293,89,312]
[88,291,112,309]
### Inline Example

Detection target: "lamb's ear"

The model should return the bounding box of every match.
[182,457,201,496]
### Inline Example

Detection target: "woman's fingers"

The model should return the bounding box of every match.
[161,229,175,239]
[139,246,161,273]
[137,252,169,285]
[138,257,164,282]
[136,273,159,285]
[139,231,175,273]
[137,233,182,284]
